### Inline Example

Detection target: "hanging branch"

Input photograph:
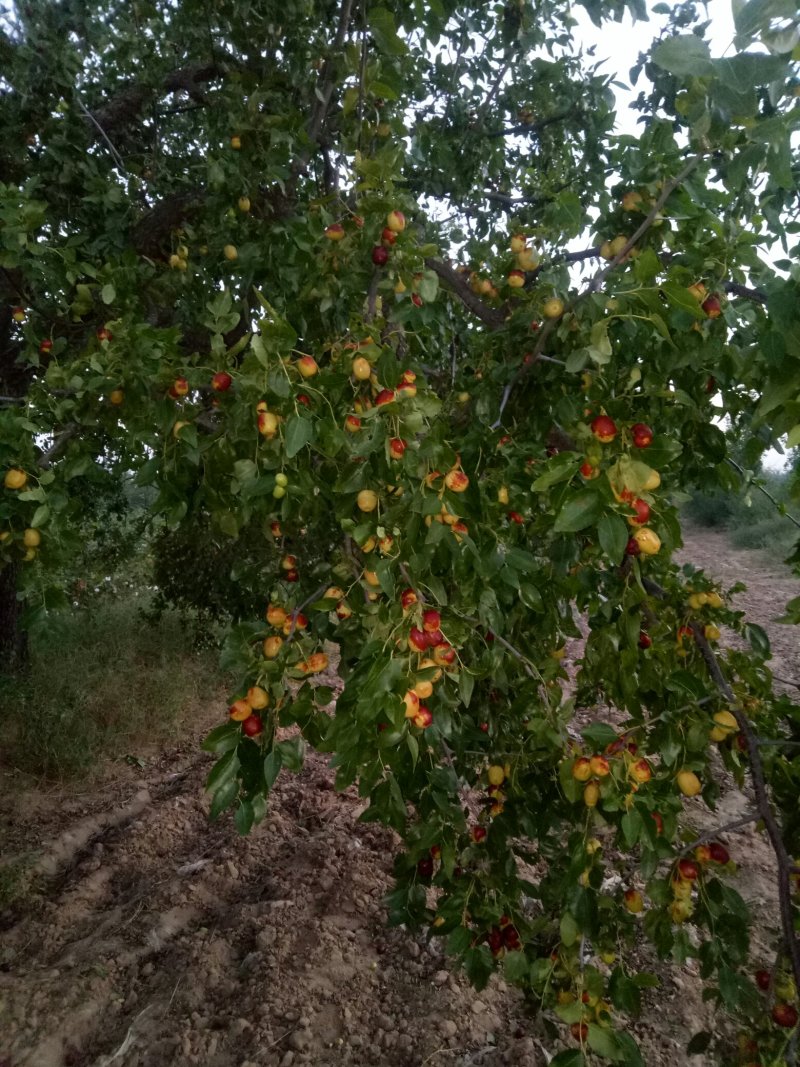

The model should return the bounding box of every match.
[687,619,800,991]
[726,457,800,532]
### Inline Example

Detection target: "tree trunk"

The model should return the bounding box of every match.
[0,563,28,672]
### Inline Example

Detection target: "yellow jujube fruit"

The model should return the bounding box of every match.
[4,468,27,490]
[584,781,600,808]
[352,356,371,380]
[709,709,738,742]
[633,527,661,555]
[487,764,505,786]
[497,486,509,506]
[357,489,378,512]
[22,528,41,548]
[676,769,702,797]
[246,686,269,710]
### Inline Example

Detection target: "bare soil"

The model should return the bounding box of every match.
[0,525,798,1067]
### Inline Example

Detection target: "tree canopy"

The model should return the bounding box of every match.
[2,0,800,1062]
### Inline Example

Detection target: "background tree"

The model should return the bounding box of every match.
[1,0,800,1062]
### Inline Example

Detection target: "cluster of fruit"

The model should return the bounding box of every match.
[485,762,510,819]
[228,685,269,738]
[401,603,456,730]
[2,467,42,561]
[571,742,652,810]
[486,914,522,958]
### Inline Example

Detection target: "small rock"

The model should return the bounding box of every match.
[239,952,261,975]
[280,1054,295,1067]
[226,860,239,879]
[142,962,155,977]
[433,970,449,986]
[289,1030,311,1052]
[440,1020,458,1038]
[230,1018,253,1037]
[471,1000,487,1015]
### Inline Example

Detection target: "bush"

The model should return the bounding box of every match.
[683,468,798,554]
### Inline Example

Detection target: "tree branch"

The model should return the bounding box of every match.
[492,156,704,427]
[424,258,507,329]
[686,620,800,993]
[486,110,577,139]
[679,812,760,856]
[304,0,355,157]
[87,63,224,139]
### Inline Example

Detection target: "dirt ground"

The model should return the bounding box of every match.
[1,525,798,1067]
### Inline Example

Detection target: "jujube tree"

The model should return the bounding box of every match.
[1,0,800,1062]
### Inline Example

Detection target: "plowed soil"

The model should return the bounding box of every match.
[1,525,798,1067]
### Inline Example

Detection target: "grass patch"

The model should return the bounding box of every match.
[0,593,224,778]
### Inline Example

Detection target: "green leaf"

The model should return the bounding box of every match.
[206,748,241,791]
[30,504,50,528]
[368,7,408,54]
[581,722,619,749]
[202,722,241,754]
[532,451,580,491]
[234,799,255,835]
[652,35,712,76]
[285,415,314,458]
[598,512,628,564]
[459,670,475,707]
[550,1053,585,1067]
[553,489,603,533]
[264,747,283,789]
[560,910,579,946]
[209,778,238,820]
[661,282,705,318]
[745,622,770,658]
[418,270,439,303]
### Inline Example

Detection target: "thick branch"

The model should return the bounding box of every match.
[304,0,355,157]
[424,259,507,329]
[88,63,224,139]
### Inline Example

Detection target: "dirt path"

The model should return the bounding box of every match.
[1,526,798,1067]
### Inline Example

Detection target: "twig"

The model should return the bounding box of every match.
[587,154,703,294]
[399,562,426,604]
[286,580,331,640]
[0,395,25,405]
[75,96,128,174]
[264,1027,298,1052]
[678,813,760,855]
[486,110,576,139]
[726,458,800,532]
[688,620,800,992]
[457,613,539,682]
